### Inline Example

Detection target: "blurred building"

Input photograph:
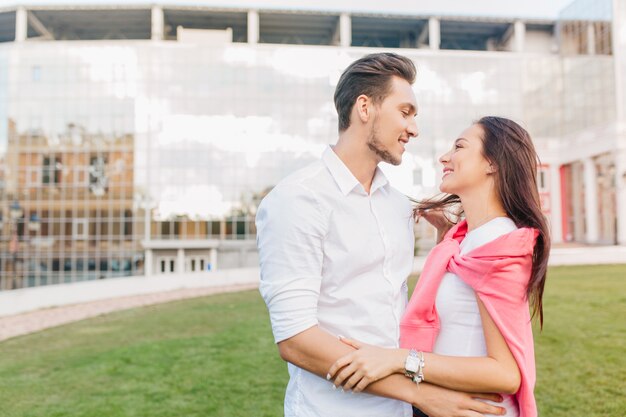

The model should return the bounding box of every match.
[0,0,623,289]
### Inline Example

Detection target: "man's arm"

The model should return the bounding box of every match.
[280,326,506,417]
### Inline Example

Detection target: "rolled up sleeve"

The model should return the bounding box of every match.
[256,183,328,343]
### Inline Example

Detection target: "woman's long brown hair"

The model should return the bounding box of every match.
[415,116,551,327]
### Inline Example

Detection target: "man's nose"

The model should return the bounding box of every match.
[407,118,418,138]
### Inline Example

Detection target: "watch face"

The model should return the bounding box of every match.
[405,356,420,373]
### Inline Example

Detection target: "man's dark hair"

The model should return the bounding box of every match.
[334,52,416,132]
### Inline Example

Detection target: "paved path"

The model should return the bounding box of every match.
[0,283,258,343]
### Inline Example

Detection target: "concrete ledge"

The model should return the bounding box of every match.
[548,246,626,266]
[2,245,624,318]
[0,268,260,318]
[412,246,626,274]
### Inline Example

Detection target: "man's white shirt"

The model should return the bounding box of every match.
[256,146,414,417]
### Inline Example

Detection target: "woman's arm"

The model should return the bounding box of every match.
[329,296,521,394]
[280,325,506,417]
[419,296,521,394]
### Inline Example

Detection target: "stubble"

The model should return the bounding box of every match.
[366,118,402,166]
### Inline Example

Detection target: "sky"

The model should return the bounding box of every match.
[1,0,576,20]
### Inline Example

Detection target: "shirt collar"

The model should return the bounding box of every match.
[370,166,390,195]
[322,146,389,196]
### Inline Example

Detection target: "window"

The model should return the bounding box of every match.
[74,166,89,186]
[209,220,221,236]
[157,256,176,274]
[42,156,62,185]
[537,166,549,193]
[236,219,246,238]
[89,155,108,196]
[160,220,180,238]
[26,166,41,187]
[72,218,88,240]
[187,256,209,272]
[123,210,133,236]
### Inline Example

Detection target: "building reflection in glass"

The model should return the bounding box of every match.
[0,22,617,287]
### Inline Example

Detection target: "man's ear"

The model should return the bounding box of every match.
[355,94,371,123]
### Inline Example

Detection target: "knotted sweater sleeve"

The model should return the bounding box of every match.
[448,227,539,417]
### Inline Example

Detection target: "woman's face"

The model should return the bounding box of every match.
[438,123,494,196]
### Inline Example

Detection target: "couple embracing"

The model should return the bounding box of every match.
[256,53,549,417]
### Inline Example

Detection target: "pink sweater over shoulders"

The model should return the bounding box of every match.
[400,220,539,417]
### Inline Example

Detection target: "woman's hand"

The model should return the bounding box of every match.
[326,337,406,392]
[416,209,453,243]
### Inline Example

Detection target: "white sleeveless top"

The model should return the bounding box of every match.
[433,217,520,417]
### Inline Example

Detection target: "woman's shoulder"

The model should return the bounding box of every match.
[461,217,517,253]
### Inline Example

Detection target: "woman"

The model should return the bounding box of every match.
[327,116,550,417]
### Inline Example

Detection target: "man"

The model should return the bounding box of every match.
[256,53,504,417]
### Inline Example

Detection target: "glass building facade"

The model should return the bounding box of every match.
[0,0,623,289]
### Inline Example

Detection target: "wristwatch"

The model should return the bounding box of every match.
[404,349,420,378]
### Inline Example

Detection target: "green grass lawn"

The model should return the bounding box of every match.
[0,265,624,417]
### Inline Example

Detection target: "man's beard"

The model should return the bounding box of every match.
[367,120,401,166]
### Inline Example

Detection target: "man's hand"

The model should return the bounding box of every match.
[413,383,506,417]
